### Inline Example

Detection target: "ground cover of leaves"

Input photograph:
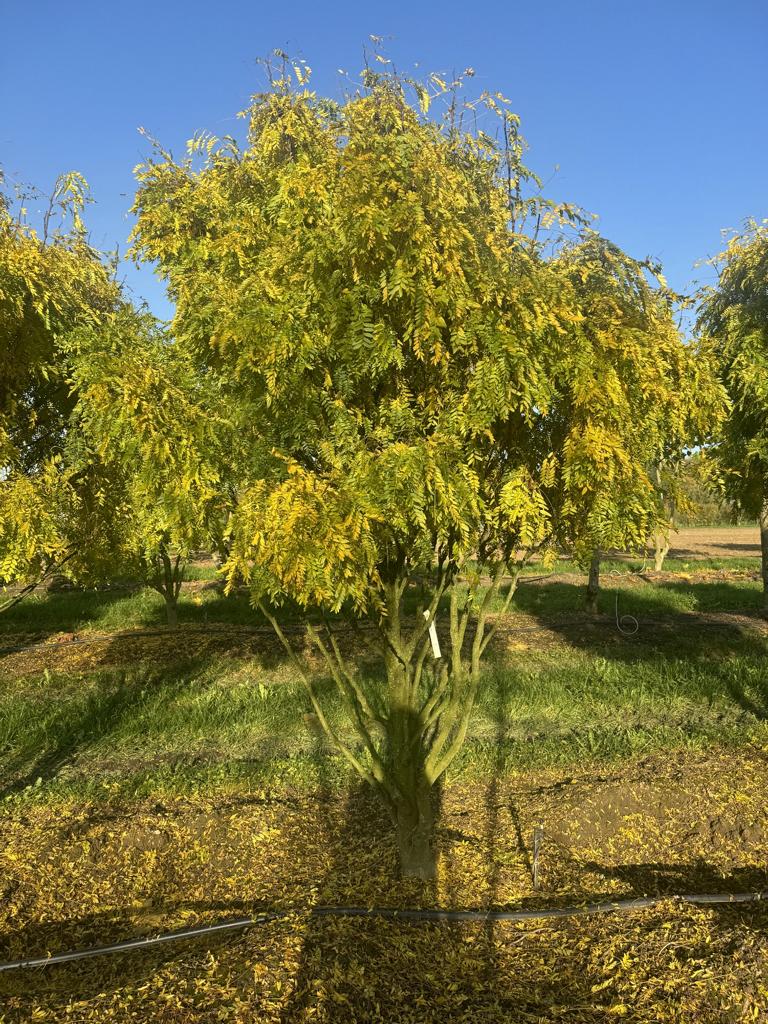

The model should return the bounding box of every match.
[2,748,768,1021]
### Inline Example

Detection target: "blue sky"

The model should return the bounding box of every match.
[2,0,765,323]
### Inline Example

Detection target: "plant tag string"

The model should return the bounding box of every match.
[423,610,442,659]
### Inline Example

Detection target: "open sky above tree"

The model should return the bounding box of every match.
[1,1,764,320]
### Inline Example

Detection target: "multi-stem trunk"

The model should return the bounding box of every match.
[260,557,518,880]
[760,492,768,619]
[151,543,184,629]
[585,549,601,616]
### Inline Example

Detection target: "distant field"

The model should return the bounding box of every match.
[666,525,761,560]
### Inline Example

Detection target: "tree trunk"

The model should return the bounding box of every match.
[760,493,768,619]
[165,593,179,628]
[156,542,183,629]
[395,781,436,880]
[653,533,670,572]
[266,568,491,882]
[585,549,601,616]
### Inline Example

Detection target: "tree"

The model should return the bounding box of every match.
[541,237,718,605]
[130,58,704,877]
[699,219,768,614]
[67,308,232,626]
[0,171,121,595]
[673,451,741,528]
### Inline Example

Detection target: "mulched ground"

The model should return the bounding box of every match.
[2,748,768,1021]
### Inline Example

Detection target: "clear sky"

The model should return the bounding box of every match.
[1,0,765,323]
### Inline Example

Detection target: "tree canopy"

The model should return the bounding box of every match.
[68,307,233,622]
[126,60,710,875]
[698,219,768,611]
[0,173,121,588]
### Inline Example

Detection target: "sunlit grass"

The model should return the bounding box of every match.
[3,622,767,806]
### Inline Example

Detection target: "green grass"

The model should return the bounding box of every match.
[517,554,763,575]
[2,549,762,641]
[1,566,766,808]
[0,585,262,636]
[3,618,767,807]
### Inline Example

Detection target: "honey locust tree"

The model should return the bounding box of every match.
[546,236,723,609]
[130,60,701,877]
[0,172,122,604]
[698,219,768,615]
[68,307,232,626]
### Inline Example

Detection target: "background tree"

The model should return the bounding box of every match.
[673,451,743,527]
[0,171,121,597]
[540,237,719,607]
[68,308,232,626]
[130,58,705,877]
[645,327,725,571]
[699,219,768,614]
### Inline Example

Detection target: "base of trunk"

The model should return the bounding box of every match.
[398,833,436,880]
[396,796,436,880]
[586,551,601,617]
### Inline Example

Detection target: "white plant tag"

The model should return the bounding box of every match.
[423,609,442,659]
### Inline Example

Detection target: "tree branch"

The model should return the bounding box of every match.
[258,602,394,800]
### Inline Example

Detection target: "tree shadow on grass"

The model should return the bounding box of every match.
[512,577,765,623]
[0,589,139,642]
[0,665,195,801]
[507,579,767,663]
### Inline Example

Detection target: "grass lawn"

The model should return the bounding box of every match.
[1,566,768,1021]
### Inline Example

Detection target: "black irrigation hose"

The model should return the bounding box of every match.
[1,892,767,972]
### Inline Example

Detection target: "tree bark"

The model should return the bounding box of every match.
[165,593,179,628]
[394,780,436,880]
[653,533,670,573]
[585,549,601,616]
[760,492,768,619]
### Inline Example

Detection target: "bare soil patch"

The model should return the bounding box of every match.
[665,526,760,560]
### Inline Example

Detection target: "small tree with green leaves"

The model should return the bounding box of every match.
[699,219,768,614]
[0,172,121,597]
[68,308,232,626]
[130,57,706,877]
